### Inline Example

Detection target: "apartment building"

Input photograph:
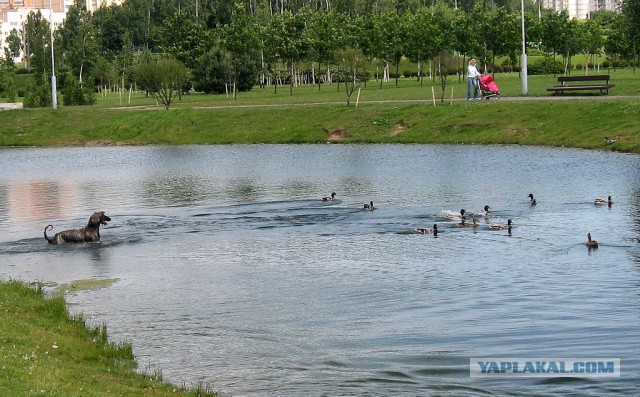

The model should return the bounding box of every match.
[0,0,121,62]
[542,0,621,19]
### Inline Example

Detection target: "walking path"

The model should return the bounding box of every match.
[0,102,22,110]
[2,94,637,112]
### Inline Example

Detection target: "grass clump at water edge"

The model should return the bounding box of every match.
[0,280,217,396]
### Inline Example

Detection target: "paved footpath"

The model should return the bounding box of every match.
[2,95,637,112]
[0,102,23,110]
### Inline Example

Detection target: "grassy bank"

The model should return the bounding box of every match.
[1,70,639,152]
[0,280,216,396]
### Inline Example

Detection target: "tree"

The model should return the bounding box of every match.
[621,0,640,69]
[62,72,96,106]
[156,12,210,69]
[582,19,604,71]
[222,4,260,98]
[305,11,348,90]
[481,8,520,73]
[24,73,52,108]
[334,47,369,106]
[603,13,632,70]
[4,29,22,61]
[0,55,17,102]
[23,11,51,74]
[134,58,190,109]
[278,11,308,95]
[59,0,99,83]
[192,42,233,94]
[378,12,407,86]
[406,8,444,85]
[92,4,125,60]
[434,52,457,102]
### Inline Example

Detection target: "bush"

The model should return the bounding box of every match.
[23,74,52,108]
[528,57,564,75]
[602,60,610,68]
[15,68,30,74]
[62,73,96,106]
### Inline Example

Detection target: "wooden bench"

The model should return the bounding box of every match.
[547,75,615,95]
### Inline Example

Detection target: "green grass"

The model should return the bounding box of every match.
[0,280,217,397]
[1,68,639,151]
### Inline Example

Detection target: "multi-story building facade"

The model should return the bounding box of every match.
[542,0,621,19]
[0,0,121,63]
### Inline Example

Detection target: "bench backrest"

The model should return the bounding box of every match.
[558,75,610,82]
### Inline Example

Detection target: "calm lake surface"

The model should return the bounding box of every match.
[1,144,639,396]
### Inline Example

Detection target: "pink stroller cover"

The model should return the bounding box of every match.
[479,75,500,94]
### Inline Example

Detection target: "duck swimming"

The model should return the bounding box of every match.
[594,196,612,206]
[442,209,466,221]
[473,205,491,217]
[528,193,537,205]
[415,224,438,235]
[322,192,336,201]
[586,233,599,248]
[490,219,512,230]
[363,201,374,210]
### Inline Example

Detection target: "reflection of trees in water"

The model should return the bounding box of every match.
[4,181,81,222]
[281,181,315,199]
[142,176,206,206]
[0,186,7,224]
[631,189,640,266]
[225,179,262,202]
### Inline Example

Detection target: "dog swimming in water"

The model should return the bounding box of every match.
[44,211,111,244]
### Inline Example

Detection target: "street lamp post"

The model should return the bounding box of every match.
[49,0,57,109]
[521,0,528,96]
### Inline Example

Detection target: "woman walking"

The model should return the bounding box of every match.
[467,58,480,100]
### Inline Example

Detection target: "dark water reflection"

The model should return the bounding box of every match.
[1,145,640,396]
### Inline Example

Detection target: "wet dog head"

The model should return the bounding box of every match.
[89,211,111,227]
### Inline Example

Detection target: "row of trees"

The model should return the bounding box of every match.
[1,0,639,107]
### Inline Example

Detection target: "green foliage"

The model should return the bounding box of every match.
[0,57,17,101]
[58,0,99,83]
[334,47,369,105]
[134,58,190,109]
[23,73,53,108]
[528,57,564,75]
[621,0,640,59]
[23,11,51,75]
[192,44,258,94]
[62,72,96,106]
[156,13,210,69]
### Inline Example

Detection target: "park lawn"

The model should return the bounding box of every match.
[1,68,639,151]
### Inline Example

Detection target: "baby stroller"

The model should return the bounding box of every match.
[478,75,500,100]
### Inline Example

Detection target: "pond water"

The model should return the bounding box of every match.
[1,144,639,396]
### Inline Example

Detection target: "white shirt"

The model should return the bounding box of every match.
[468,64,480,79]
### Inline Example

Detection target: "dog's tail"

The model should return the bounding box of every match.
[44,225,55,244]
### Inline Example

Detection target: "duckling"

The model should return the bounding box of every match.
[528,193,537,205]
[322,192,336,201]
[594,196,613,206]
[586,233,599,248]
[490,219,512,230]
[415,224,438,236]
[363,201,374,211]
